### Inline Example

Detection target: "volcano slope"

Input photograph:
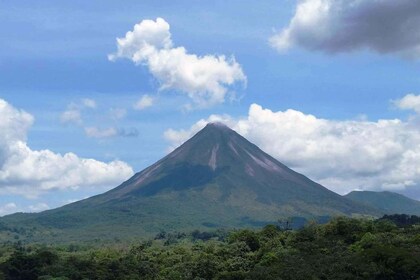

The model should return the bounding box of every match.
[0,123,377,243]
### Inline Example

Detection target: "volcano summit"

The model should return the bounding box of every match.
[0,123,376,242]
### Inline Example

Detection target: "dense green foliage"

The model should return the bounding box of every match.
[1,216,419,280]
[379,214,420,227]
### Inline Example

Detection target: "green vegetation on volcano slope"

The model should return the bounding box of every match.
[1,215,419,280]
[0,124,378,244]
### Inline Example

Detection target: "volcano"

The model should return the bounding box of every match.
[0,123,376,242]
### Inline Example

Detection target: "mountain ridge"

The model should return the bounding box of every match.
[345,190,420,216]
[0,123,381,243]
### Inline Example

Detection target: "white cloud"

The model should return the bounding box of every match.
[394,94,420,113]
[82,98,96,109]
[65,198,81,204]
[28,202,49,212]
[163,113,235,151]
[164,98,420,198]
[270,0,420,58]
[0,203,19,216]
[84,126,139,139]
[60,99,97,125]
[60,109,82,124]
[85,127,118,138]
[134,95,153,110]
[0,99,134,198]
[61,100,137,139]
[109,17,247,108]
[109,108,127,120]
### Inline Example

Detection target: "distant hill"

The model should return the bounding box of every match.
[0,123,378,243]
[345,191,420,215]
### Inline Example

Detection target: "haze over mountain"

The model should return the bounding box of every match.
[0,123,378,242]
[346,191,420,216]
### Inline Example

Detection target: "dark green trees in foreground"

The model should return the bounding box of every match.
[1,215,420,280]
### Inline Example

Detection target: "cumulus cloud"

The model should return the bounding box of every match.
[164,113,235,151]
[60,98,97,125]
[134,95,153,110]
[164,98,420,198]
[270,0,420,58]
[0,99,134,198]
[109,18,246,108]
[60,109,82,124]
[28,202,50,212]
[0,202,50,216]
[394,94,420,113]
[0,203,19,216]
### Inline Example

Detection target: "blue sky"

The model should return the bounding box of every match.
[1,0,420,214]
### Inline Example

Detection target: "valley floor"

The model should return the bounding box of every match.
[0,215,419,280]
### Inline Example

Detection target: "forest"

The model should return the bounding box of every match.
[0,215,419,280]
